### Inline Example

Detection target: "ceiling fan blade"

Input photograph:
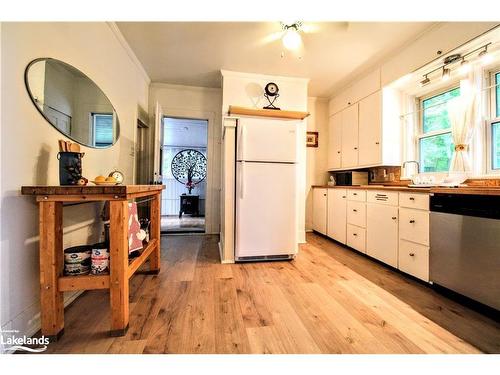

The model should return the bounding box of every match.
[257,30,284,46]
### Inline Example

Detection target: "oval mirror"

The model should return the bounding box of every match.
[25,58,120,148]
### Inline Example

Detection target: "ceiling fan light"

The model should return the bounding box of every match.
[282,27,302,51]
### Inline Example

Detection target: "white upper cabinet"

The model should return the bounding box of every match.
[340,103,359,168]
[358,91,382,166]
[329,68,381,115]
[327,86,402,171]
[327,112,342,169]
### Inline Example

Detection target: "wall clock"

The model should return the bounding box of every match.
[263,82,280,110]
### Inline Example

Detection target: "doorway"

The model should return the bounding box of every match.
[160,117,208,233]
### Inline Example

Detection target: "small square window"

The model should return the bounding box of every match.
[92,113,113,147]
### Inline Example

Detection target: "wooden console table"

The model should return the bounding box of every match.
[21,185,165,340]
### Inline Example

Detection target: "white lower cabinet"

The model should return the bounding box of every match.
[398,239,429,282]
[347,224,366,253]
[312,188,328,235]
[327,189,347,244]
[366,203,399,267]
[399,208,429,246]
[311,187,430,282]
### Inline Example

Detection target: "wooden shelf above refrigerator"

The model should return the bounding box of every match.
[228,106,309,120]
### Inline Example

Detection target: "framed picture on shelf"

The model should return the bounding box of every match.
[306,131,318,147]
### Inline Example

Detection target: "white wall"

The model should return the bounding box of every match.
[0,22,149,341]
[149,83,222,234]
[220,70,309,254]
[305,97,329,231]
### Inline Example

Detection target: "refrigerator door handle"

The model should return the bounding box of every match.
[240,123,246,160]
[240,161,245,199]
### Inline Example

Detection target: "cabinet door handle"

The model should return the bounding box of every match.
[392,216,397,220]
[353,192,357,195]
[409,197,415,201]
[353,209,358,212]
[342,196,346,199]
[353,233,358,236]
[354,147,358,150]
[323,194,327,197]
[375,141,380,145]
[409,253,415,257]
[409,220,415,223]
[337,151,341,154]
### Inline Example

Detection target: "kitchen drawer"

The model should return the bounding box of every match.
[399,208,429,246]
[347,201,366,228]
[347,189,366,202]
[399,192,429,210]
[347,224,366,253]
[398,239,429,282]
[367,190,398,206]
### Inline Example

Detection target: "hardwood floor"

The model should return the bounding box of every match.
[42,233,500,354]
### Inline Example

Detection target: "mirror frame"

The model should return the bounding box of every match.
[24,57,120,149]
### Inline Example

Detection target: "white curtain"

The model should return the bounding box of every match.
[447,75,480,173]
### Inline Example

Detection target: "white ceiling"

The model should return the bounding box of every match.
[163,117,208,148]
[117,22,437,97]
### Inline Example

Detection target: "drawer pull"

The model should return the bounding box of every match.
[409,197,415,201]
[353,233,358,236]
[375,141,380,145]
[342,196,346,199]
[409,220,416,224]
[323,194,327,197]
[353,193,357,195]
[409,253,415,257]
[337,151,341,154]
[353,209,358,212]
[392,216,397,220]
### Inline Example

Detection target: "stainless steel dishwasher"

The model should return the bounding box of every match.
[430,193,500,311]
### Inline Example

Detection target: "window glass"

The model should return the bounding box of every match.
[422,87,460,133]
[492,121,500,170]
[419,133,454,172]
[93,113,113,147]
[496,72,500,117]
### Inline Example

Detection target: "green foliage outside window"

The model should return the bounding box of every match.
[419,87,460,172]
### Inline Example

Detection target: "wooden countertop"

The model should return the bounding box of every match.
[312,184,500,196]
[21,184,165,201]
[311,185,432,193]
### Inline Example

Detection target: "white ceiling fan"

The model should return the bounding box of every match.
[259,21,349,58]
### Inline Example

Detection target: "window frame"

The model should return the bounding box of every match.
[416,84,460,173]
[90,112,114,148]
[486,68,500,174]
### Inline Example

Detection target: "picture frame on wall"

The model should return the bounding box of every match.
[306,131,318,147]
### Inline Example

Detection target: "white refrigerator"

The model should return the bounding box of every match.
[235,117,298,261]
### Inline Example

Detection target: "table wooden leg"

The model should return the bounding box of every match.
[39,201,64,341]
[109,200,129,336]
[148,192,161,274]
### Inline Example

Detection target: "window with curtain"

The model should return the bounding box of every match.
[489,71,500,171]
[418,87,460,172]
[92,113,113,147]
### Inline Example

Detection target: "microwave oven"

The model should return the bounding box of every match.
[334,171,369,186]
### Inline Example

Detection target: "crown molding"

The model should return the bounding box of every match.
[220,69,310,84]
[106,22,151,85]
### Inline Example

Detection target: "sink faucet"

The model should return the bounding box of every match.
[402,160,420,174]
